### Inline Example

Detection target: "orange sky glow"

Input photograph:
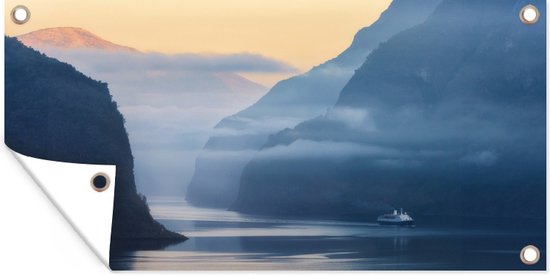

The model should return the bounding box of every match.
[5,0,392,85]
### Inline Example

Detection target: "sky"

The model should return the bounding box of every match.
[4,0,393,196]
[5,0,391,85]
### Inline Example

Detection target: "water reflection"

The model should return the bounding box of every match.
[110,196,546,270]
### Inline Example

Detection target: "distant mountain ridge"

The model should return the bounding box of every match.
[15,26,269,197]
[231,0,546,220]
[186,0,442,208]
[18,27,138,52]
[4,37,186,261]
[16,27,267,97]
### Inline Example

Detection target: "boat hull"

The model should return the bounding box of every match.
[378,220,415,226]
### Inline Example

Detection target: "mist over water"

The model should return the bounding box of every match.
[110,197,546,270]
[24,47,289,196]
[10,0,545,271]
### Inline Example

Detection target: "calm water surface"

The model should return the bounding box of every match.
[111,196,545,270]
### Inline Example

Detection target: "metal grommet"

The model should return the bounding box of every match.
[519,4,540,25]
[91,173,111,192]
[11,5,31,25]
[520,245,540,265]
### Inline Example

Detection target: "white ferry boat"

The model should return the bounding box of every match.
[377,208,415,226]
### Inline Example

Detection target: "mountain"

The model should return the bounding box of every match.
[231,0,546,220]
[16,27,268,197]
[4,37,186,262]
[186,0,442,208]
[16,28,268,98]
[17,27,138,52]
[16,27,267,98]
[215,73,268,96]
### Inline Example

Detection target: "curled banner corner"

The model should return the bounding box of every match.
[9,148,116,267]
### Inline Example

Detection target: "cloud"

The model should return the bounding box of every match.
[36,47,298,74]
[27,46,296,195]
[212,114,307,137]
[325,106,376,131]
[460,150,499,166]
[198,140,396,161]
[256,140,398,160]
[200,139,447,163]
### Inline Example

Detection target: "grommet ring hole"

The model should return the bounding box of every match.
[11,5,31,25]
[520,245,540,265]
[520,5,540,25]
[91,173,111,192]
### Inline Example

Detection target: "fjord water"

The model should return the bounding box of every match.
[110,197,545,270]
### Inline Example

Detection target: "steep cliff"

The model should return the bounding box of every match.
[4,37,186,252]
[232,0,546,219]
[186,0,442,208]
